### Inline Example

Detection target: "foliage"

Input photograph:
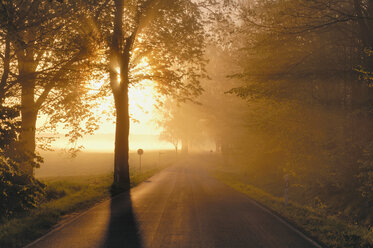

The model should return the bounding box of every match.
[207,0,373,228]
[157,99,206,152]
[152,1,373,237]
[0,107,20,157]
[0,157,45,220]
[106,0,210,186]
[0,0,107,174]
[0,106,45,220]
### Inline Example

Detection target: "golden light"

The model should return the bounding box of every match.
[87,58,160,136]
[84,76,167,151]
[128,80,157,128]
[38,57,172,152]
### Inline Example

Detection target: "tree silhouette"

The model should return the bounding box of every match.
[108,0,207,189]
[0,0,104,174]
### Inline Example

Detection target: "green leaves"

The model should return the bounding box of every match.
[0,157,46,220]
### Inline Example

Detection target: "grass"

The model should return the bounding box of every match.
[213,170,373,248]
[0,166,167,248]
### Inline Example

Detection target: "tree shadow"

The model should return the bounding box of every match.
[103,192,142,248]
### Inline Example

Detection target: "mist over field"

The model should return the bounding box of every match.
[44,134,175,153]
[2,0,373,247]
[35,134,181,177]
[35,149,175,178]
[35,132,216,178]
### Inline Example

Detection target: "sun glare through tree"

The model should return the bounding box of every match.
[1,0,373,248]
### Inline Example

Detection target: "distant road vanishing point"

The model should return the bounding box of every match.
[25,160,321,248]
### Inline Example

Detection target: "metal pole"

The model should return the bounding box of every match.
[139,155,142,174]
[284,174,289,206]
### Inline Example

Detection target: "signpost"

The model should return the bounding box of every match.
[284,173,289,206]
[137,148,144,173]
[158,151,165,167]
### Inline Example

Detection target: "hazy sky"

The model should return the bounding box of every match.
[36,79,166,151]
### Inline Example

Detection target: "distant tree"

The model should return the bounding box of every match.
[157,99,204,154]
[159,126,179,154]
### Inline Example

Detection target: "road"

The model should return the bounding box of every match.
[26,160,321,248]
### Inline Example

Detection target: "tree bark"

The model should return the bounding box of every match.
[113,82,130,190]
[0,32,11,104]
[110,0,131,190]
[110,0,156,188]
[19,93,37,175]
[17,43,38,176]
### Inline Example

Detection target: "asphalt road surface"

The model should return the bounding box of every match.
[26,160,321,248]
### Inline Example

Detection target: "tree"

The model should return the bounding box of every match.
[108,0,207,189]
[220,0,373,224]
[157,99,206,154]
[0,0,104,175]
[159,125,180,154]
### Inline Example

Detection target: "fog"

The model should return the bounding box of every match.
[44,134,175,153]
[35,150,177,178]
[2,1,373,246]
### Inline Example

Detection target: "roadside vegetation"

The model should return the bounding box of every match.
[2,1,373,247]
[213,167,373,248]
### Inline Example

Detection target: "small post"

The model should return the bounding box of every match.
[284,173,289,206]
[158,151,164,167]
[137,148,144,174]
[158,151,161,167]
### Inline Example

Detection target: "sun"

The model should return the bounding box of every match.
[87,63,160,135]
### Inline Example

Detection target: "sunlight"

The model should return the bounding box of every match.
[86,67,160,136]
[46,78,164,152]
[128,79,157,129]
[37,57,164,152]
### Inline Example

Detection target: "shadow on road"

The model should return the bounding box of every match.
[103,192,142,248]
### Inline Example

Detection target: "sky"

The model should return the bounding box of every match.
[93,83,160,135]
[36,79,173,152]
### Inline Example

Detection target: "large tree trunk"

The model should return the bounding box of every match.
[19,93,37,175]
[113,79,130,190]
[17,45,38,176]
[110,0,132,190]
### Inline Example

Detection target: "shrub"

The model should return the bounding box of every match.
[0,157,46,220]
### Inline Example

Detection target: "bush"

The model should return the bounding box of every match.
[0,157,46,220]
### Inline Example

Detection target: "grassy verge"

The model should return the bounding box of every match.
[213,170,373,248]
[0,167,166,248]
